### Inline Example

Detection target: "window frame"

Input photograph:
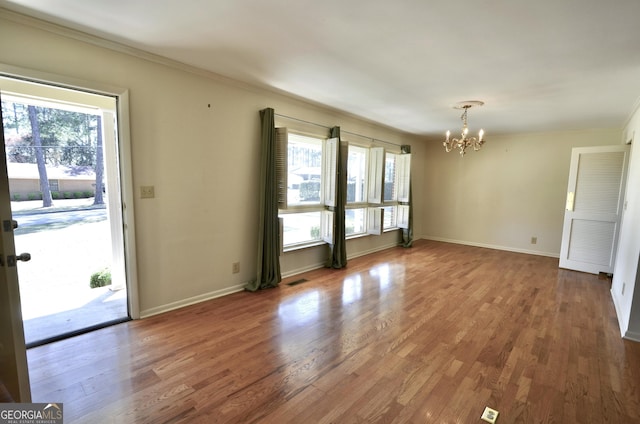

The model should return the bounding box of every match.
[277,129,337,251]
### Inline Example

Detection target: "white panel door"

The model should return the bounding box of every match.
[559,145,630,274]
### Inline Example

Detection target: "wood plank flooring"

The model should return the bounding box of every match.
[28,240,640,423]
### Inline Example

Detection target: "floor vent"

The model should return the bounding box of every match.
[287,278,308,286]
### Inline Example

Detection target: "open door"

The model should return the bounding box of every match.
[1,75,135,346]
[0,99,31,402]
[559,145,630,274]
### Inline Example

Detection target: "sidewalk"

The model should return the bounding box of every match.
[11,196,126,346]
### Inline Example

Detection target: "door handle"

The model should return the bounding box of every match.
[16,253,31,262]
[2,220,18,231]
[6,253,31,267]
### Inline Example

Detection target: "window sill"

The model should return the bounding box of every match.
[282,240,327,253]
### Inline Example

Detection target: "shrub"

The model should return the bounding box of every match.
[52,191,60,199]
[12,194,20,201]
[89,268,112,288]
[310,225,321,239]
[299,181,321,201]
[83,191,94,198]
[27,192,42,201]
[64,191,73,199]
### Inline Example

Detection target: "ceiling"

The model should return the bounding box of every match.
[2,0,640,137]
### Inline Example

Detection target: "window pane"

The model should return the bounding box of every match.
[281,212,322,246]
[347,146,367,203]
[383,205,397,230]
[384,153,397,201]
[346,208,365,236]
[287,134,323,205]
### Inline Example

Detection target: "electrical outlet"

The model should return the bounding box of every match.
[140,185,155,199]
[531,236,537,245]
[232,262,240,274]
[481,406,499,423]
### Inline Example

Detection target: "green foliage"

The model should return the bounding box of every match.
[64,191,73,199]
[51,191,60,199]
[1,100,99,167]
[12,194,20,201]
[83,191,94,198]
[310,226,321,239]
[74,191,84,198]
[89,268,112,288]
[27,192,42,201]
[299,181,321,201]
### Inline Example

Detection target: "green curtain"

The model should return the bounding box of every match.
[246,108,282,291]
[326,126,348,268]
[401,145,413,248]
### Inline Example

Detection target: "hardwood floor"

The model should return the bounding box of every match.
[28,240,640,423]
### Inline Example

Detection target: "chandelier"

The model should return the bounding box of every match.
[443,100,485,156]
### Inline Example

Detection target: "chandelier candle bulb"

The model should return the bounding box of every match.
[479,129,484,141]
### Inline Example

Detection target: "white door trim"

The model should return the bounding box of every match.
[0,63,140,319]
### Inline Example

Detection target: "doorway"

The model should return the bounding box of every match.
[1,76,131,346]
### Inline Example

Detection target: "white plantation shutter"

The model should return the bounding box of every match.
[397,153,411,203]
[368,147,384,204]
[322,210,335,244]
[278,217,284,254]
[324,137,338,207]
[367,207,383,235]
[275,127,288,209]
[397,205,410,229]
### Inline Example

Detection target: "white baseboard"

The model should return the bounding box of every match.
[347,241,402,260]
[281,262,326,278]
[610,288,629,338]
[140,283,246,318]
[281,240,403,278]
[423,236,560,258]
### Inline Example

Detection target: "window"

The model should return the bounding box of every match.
[348,145,410,235]
[278,126,411,250]
[384,153,397,202]
[381,151,411,231]
[281,211,322,246]
[49,179,59,192]
[279,131,335,249]
[347,146,367,203]
[346,145,368,237]
[286,133,323,206]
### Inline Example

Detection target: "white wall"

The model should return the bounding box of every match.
[421,128,621,256]
[612,101,640,340]
[0,13,424,317]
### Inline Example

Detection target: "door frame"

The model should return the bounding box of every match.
[0,99,31,402]
[0,62,140,319]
